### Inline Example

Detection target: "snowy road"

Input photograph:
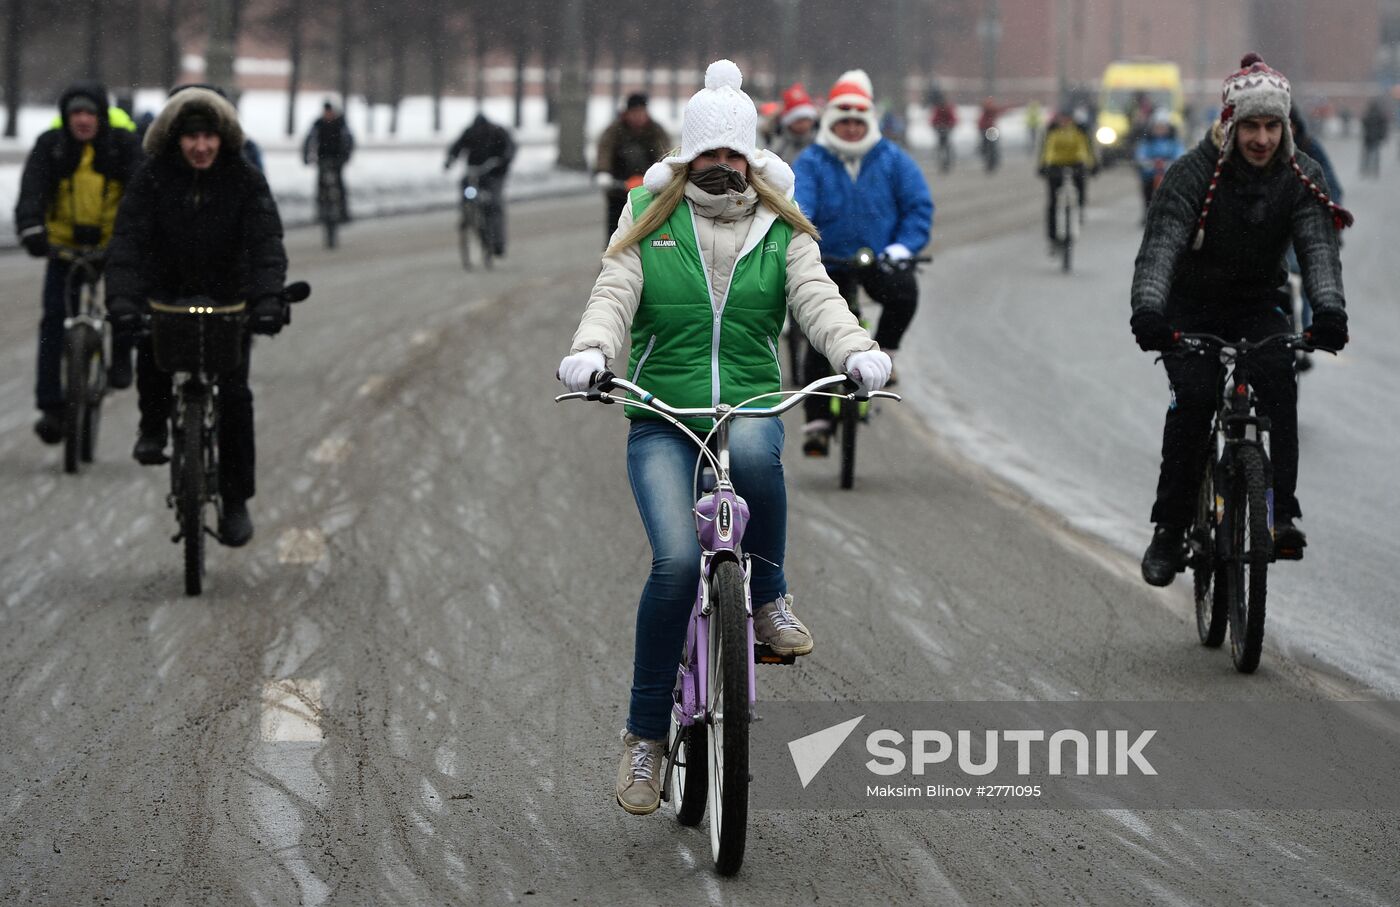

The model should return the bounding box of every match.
[3,151,1398,904]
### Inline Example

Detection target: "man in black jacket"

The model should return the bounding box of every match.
[444,113,516,256]
[303,100,354,222]
[105,86,290,547]
[14,81,142,444]
[1130,54,1352,586]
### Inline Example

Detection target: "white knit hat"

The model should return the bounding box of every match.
[661,60,758,168]
[642,59,795,197]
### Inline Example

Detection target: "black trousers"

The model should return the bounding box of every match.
[802,265,918,424]
[1045,166,1086,241]
[136,333,256,503]
[1151,303,1298,527]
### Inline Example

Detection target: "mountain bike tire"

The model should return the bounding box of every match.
[178,398,206,596]
[1226,446,1270,673]
[668,701,707,827]
[323,217,338,250]
[458,203,475,270]
[62,326,101,474]
[1192,462,1227,647]
[707,558,749,876]
[839,396,858,490]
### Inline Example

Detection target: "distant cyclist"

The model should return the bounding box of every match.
[769,82,819,164]
[930,91,958,170]
[557,61,888,816]
[105,86,290,547]
[444,113,516,257]
[1038,110,1096,250]
[14,81,142,445]
[792,68,933,454]
[1131,53,1352,586]
[1135,109,1185,219]
[303,100,354,222]
[592,93,670,244]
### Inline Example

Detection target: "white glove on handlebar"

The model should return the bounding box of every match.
[558,349,607,392]
[593,172,613,188]
[844,350,893,392]
[882,243,912,262]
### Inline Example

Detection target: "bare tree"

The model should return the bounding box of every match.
[162,0,183,88]
[426,0,446,133]
[206,0,239,91]
[281,0,305,135]
[556,0,588,169]
[336,0,353,105]
[3,0,22,137]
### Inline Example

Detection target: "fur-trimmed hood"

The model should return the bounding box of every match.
[143,86,245,158]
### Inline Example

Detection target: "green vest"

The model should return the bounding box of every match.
[626,187,792,427]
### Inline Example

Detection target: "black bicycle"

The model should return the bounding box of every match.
[456,156,502,271]
[147,282,311,595]
[53,247,108,473]
[1178,331,1325,673]
[316,160,346,249]
[812,247,929,489]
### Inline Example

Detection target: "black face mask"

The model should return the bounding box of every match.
[688,162,748,195]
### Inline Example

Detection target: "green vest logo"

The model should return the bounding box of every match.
[764,240,779,254]
[651,232,678,248]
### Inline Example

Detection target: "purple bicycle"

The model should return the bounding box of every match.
[557,371,900,874]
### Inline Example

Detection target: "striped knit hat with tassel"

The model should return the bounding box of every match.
[1192,52,1354,251]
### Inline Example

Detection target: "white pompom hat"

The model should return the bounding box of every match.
[642,59,795,196]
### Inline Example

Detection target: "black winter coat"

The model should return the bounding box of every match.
[446,116,515,176]
[14,81,142,237]
[105,151,288,305]
[1131,132,1345,320]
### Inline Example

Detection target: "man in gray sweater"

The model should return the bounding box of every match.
[1129,53,1353,587]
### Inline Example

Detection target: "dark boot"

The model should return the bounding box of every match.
[133,426,169,465]
[34,409,63,445]
[1141,524,1187,587]
[107,347,133,390]
[1273,518,1307,560]
[218,498,254,548]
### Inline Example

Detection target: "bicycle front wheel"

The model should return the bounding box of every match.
[706,558,749,876]
[177,397,206,596]
[839,396,858,490]
[1226,446,1270,673]
[1192,462,1227,647]
[458,203,474,270]
[62,325,102,473]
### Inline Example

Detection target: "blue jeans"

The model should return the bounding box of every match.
[624,417,787,740]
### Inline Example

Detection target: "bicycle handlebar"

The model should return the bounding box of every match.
[1175,331,1334,356]
[556,371,901,416]
[821,248,933,269]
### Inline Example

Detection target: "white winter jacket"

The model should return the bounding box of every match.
[570,182,878,374]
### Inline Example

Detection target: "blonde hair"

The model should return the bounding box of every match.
[605,159,820,257]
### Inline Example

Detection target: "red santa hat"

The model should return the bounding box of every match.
[780,82,818,127]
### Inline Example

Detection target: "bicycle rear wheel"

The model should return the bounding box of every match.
[667,700,707,826]
[177,396,206,596]
[839,396,858,490]
[706,558,749,876]
[1226,447,1270,673]
[1060,200,1074,273]
[1191,461,1226,647]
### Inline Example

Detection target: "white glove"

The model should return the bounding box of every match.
[882,243,912,262]
[557,348,606,392]
[593,172,613,188]
[844,350,893,392]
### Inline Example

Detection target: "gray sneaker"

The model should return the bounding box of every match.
[753,594,813,656]
[616,730,664,815]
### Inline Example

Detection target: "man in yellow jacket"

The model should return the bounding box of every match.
[14,81,141,445]
[1038,110,1097,250]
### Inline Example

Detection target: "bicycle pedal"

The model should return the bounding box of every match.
[1274,547,1304,561]
[754,643,796,666]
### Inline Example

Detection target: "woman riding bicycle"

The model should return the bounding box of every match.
[1130,54,1351,587]
[105,86,289,547]
[556,60,890,816]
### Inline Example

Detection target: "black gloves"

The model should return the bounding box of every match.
[21,231,49,258]
[1306,308,1348,351]
[249,296,288,336]
[106,297,142,335]
[1130,309,1178,352]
